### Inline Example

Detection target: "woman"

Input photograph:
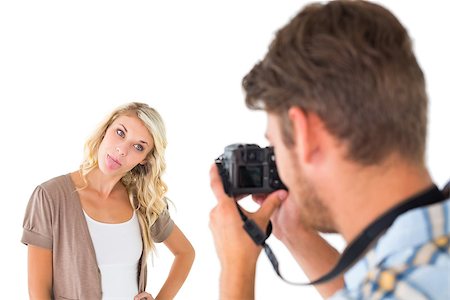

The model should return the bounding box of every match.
[22,102,195,300]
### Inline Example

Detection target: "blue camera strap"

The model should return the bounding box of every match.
[235,181,449,286]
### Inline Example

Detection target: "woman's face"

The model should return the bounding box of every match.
[97,113,154,177]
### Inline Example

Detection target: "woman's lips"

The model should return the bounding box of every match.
[106,154,122,170]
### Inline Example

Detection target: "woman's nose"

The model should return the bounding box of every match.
[116,146,127,156]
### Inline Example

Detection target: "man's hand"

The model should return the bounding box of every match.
[209,164,286,299]
[253,193,309,245]
[254,193,345,298]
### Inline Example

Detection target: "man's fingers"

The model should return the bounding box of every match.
[252,194,267,205]
[258,190,288,220]
[209,163,233,203]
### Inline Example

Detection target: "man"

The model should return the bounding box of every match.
[209,1,450,299]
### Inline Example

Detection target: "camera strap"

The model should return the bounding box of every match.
[235,181,449,286]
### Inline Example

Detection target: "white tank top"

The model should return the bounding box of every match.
[84,210,143,300]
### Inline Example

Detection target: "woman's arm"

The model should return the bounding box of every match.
[28,245,52,300]
[155,224,195,300]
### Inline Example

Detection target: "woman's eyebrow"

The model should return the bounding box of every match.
[119,123,128,132]
[119,123,149,145]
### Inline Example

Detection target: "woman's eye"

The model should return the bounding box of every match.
[134,144,144,152]
[116,129,125,137]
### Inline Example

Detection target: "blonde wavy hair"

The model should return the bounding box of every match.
[80,102,169,253]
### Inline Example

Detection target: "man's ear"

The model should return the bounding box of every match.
[288,107,322,164]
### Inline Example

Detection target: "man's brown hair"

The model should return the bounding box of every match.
[243,0,427,165]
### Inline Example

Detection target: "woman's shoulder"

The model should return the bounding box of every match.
[35,173,76,202]
[39,173,72,190]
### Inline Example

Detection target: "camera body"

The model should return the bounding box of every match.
[215,143,287,197]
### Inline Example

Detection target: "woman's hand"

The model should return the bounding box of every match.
[134,291,155,300]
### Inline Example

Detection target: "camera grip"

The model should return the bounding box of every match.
[215,160,232,196]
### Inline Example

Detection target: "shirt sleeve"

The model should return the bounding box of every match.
[150,208,174,243]
[21,185,53,249]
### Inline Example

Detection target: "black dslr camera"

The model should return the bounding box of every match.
[215,143,287,197]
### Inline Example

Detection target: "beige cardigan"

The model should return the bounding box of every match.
[21,174,174,300]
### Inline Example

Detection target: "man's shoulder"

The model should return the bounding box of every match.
[361,247,450,300]
[332,256,449,300]
[365,199,450,299]
[335,199,450,300]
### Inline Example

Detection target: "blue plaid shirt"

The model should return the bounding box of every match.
[330,197,450,300]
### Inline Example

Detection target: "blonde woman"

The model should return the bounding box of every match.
[22,102,195,300]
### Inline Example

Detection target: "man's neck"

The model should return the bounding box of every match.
[326,155,432,242]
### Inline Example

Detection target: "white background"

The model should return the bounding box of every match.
[0,1,448,299]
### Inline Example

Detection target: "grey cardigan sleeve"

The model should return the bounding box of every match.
[21,185,53,249]
[150,208,174,243]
